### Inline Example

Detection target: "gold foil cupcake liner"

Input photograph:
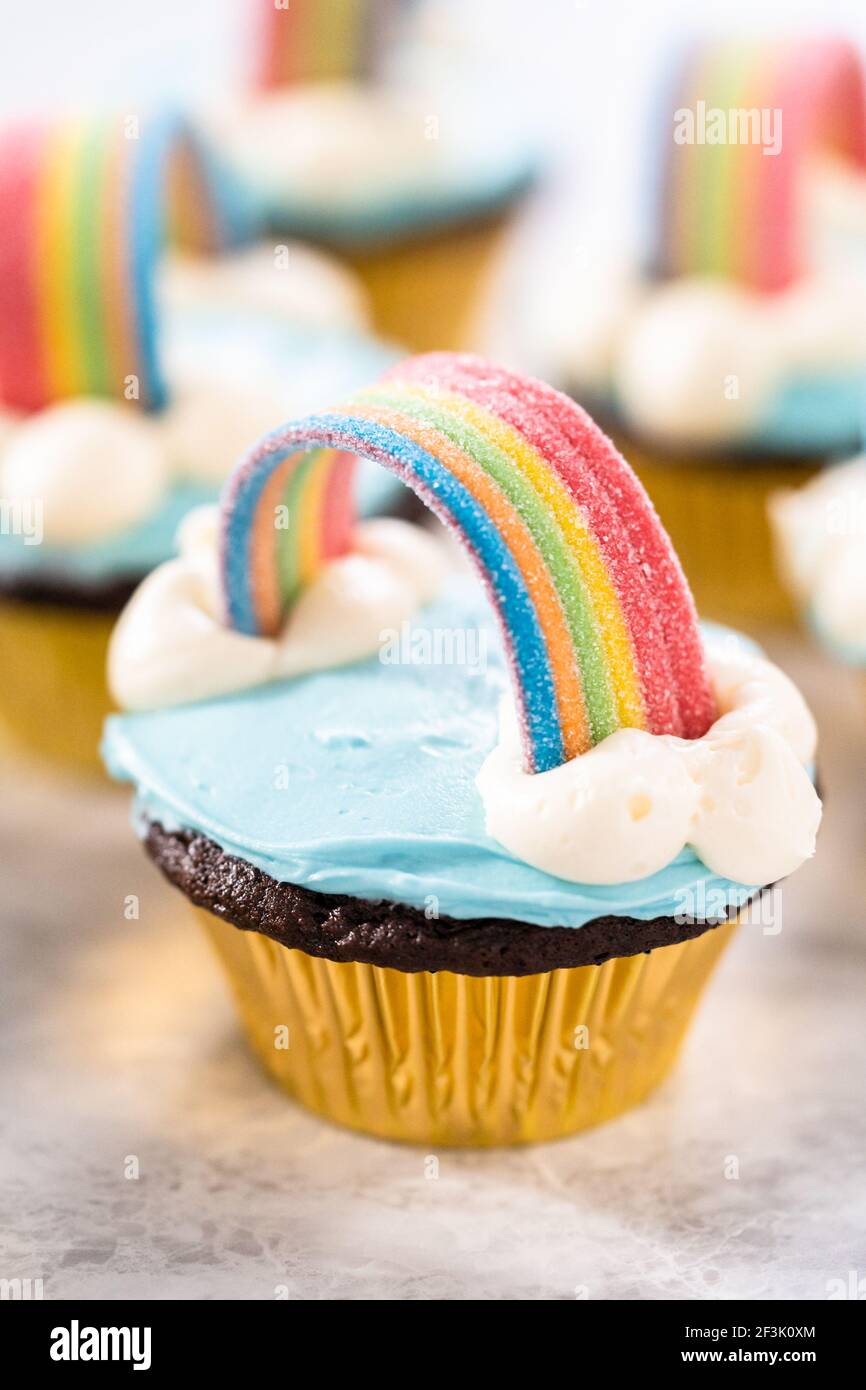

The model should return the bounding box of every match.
[615,436,819,627]
[197,907,737,1146]
[344,215,508,354]
[0,598,114,774]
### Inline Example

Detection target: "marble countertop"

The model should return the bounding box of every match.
[1,630,864,1301]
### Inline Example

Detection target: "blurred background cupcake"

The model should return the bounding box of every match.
[210,0,541,352]
[0,113,405,773]
[513,34,866,627]
[770,450,866,675]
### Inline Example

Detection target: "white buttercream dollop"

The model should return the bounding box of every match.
[160,243,370,334]
[805,154,866,278]
[110,514,820,890]
[0,401,168,545]
[477,631,820,887]
[214,84,442,207]
[540,264,646,398]
[0,366,352,542]
[542,261,866,446]
[0,248,374,548]
[108,508,450,711]
[770,456,866,652]
[616,279,782,445]
[159,379,293,486]
[0,406,21,451]
[769,272,866,367]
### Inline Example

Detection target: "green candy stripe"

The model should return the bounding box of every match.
[277,449,322,607]
[691,44,757,277]
[73,121,111,397]
[360,386,617,744]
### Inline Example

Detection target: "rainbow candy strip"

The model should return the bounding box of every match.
[0,113,251,413]
[253,0,408,88]
[219,353,716,774]
[648,37,866,292]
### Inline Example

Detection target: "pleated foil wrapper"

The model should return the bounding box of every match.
[342,215,508,353]
[0,598,116,774]
[197,907,737,1146]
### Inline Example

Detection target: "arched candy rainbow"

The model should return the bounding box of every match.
[252,0,409,89]
[648,37,866,293]
[219,353,716,774]
[0,113,252,413]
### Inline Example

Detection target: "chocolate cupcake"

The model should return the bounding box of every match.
[103,353,821,1145]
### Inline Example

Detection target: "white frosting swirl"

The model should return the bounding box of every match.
[536,262,866,446]
[0,392,265,545]
[477,631,820,887]
[805,154,866,276]
[158,379,295,487]
[615,280,782,445]
[605,272,866,445]
[111,510,820,891]
[526,155,866,446]
[0,401,168,545]
[770,456,866,653]
[213,85,443,208]
[108,508,450,711]
[160,244,370,334]
[0,243,372,546]
[0,406,21,451]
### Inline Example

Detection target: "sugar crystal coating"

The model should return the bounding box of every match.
[219,352,717,772]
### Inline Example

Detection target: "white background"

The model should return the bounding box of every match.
[4,0,865,257]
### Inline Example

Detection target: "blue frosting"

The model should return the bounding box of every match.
[102,579,762,929]
[246,106,540,245]
[0,480,214,586]
[0,313,406,587]
[606,368,864,457]
[750,372,866,455]
[261,153,538,246]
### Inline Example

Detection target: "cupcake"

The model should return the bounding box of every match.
[529,36,866,626]
[770,453,866,668]
[0,115,405,773]
[211,0,539,353]
[102,353,821,1146]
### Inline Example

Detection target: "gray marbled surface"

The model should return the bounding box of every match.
[1,631,864,1301]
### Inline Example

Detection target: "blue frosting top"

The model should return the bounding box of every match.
[261,150,538,246]
[0,479,214,588]
[604,369,865,457]
[744,372,865,456]
[244,93,540,245]
[103,579,761,929]
[0,310,405,587]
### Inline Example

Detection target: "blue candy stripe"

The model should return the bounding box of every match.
[128,115,171,411]
[221,411,565,772]
[128,112,258,413]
